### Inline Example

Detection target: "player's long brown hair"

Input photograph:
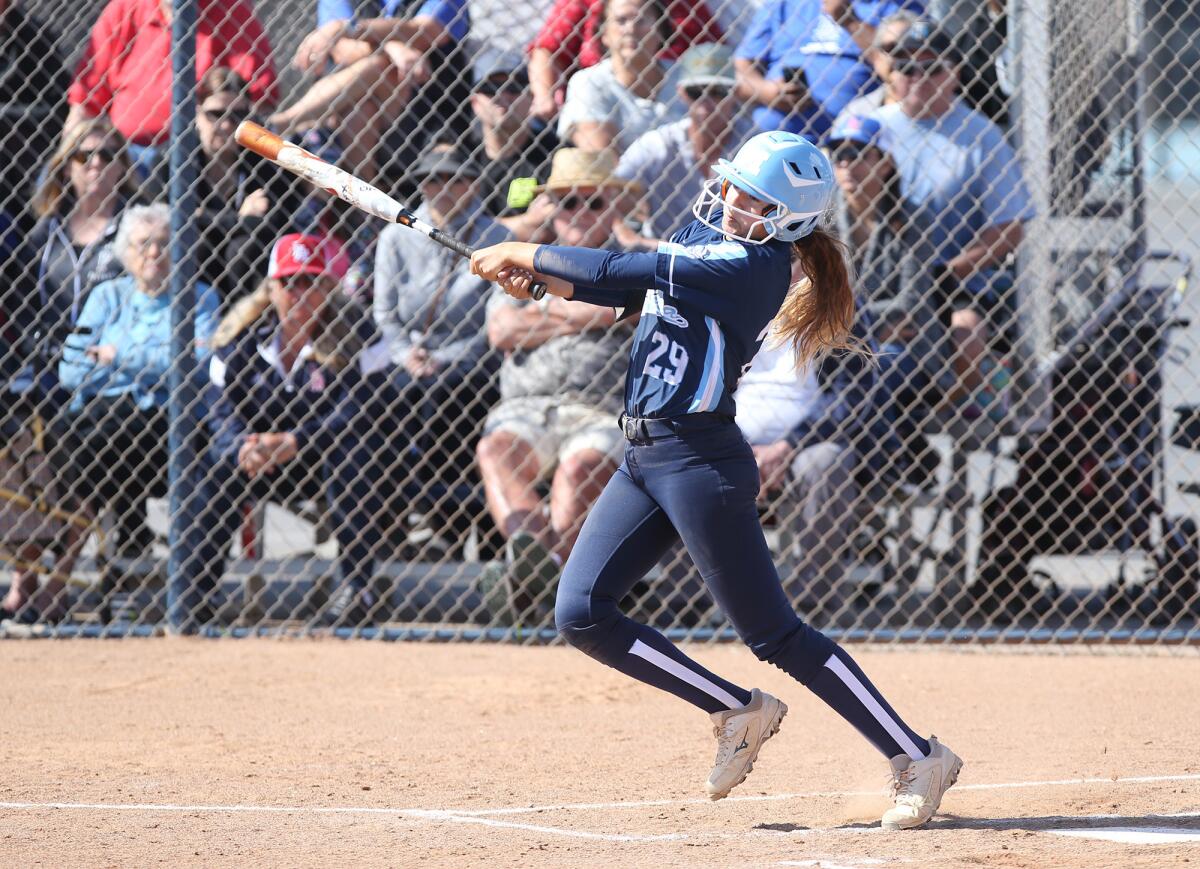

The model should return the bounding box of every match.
[775,227,865,369]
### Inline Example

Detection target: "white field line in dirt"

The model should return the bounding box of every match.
[1,772,1197,835]
[437,772,1200,817]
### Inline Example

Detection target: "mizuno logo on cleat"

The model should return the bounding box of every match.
[734,731,750,754]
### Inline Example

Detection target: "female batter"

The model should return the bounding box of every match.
[470,131,961,830]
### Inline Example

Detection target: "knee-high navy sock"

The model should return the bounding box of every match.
[561,613,753,714]
[805,645,931,759]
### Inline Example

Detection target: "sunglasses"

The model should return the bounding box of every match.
[684,85,731,102]
[556,195,607,212]
[892,58,951,78]
[831,142,876,163]
[201,106,251,124]
[70,147,119,165]
[475,78,526,97]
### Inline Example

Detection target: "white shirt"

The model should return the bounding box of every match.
[734,340,821,445]
[557,58,685,153]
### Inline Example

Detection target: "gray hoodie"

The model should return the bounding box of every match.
[373,201,511,376]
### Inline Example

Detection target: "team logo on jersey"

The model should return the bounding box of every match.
[642,290,689,328]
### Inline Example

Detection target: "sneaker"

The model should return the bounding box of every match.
[705,688,787,800]
[881,736,963,830]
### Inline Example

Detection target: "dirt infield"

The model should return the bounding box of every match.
[2,641,1198,868]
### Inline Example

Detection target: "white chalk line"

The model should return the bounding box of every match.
[442,772,1200,817]
[1,772,1198,846]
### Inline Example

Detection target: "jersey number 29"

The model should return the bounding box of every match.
[643,332,689,386]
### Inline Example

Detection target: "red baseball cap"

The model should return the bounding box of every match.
[268,234,332,279]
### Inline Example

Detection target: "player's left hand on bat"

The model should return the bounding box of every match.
[496,267,537,300]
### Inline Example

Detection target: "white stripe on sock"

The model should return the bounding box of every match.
[823,653,925,760]
[629,639,742,709]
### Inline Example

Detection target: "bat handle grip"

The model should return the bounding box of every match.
[429,228,547,300]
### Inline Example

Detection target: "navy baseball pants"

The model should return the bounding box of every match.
[556,418,931,761]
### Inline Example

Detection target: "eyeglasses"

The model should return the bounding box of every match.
[556,195,607,212]
[130,236,168,253]
[201,106,251,124]
[70,147,119,165]
[892,58,951,78]
[684,85,731,103]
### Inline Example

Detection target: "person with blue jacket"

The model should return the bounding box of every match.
[172,234,396,631]
[57,202,218,558]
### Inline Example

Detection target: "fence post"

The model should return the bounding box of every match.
[165,0,201,631]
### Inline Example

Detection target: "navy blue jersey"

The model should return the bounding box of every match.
[534,214,794,420]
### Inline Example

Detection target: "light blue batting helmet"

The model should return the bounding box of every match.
[693,130,834,244]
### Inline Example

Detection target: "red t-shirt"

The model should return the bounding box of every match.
[531,0,722,70]
[68,0,278,146]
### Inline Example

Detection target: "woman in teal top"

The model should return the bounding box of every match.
[58,203,218,558]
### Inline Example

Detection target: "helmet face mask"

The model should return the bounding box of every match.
[692,131,834,244]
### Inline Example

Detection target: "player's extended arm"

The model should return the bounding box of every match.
[471,242,656,307]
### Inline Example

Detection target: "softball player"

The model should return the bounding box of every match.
[470,131,961,830]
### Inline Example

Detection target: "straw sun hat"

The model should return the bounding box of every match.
[533,148,641,195]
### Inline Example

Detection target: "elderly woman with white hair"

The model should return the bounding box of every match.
[57,203,219,558]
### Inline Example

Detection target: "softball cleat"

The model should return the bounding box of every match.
[881,735,963,830]
[705,688,787,800]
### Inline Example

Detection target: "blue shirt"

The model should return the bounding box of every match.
[871,100,1034,293]
[318,0,468,41]
[735,0,923,138]
[59,275,218,413]
[533,214,794,420]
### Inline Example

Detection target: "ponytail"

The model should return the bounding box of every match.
[775,227,867,369]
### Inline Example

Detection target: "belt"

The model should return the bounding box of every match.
[619,412,734,443]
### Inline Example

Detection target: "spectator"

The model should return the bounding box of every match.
[955,0,1011,127]
[529,0,723,121]
[828,115,937,348]
[373,145,509,532]
[0,0,69,224]
[615,43,755,241]
[66,0,277,173]
[474,149,633,621]
[827,113,940,480]
[177,234,393,630]
[737,283,910,617]
[734,0,924,139]
[464,48,559,239]
[833,10,919,125]
[9,118,140,404]
[556,0,690,153]
[143,67,311,304]
[271,0,472,186]
[870,22,1032,420]
[57,204,219,557]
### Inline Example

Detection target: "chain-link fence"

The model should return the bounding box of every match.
[0,0,1196,644]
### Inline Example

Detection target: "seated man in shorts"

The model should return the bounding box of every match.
[474,149,636,623]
